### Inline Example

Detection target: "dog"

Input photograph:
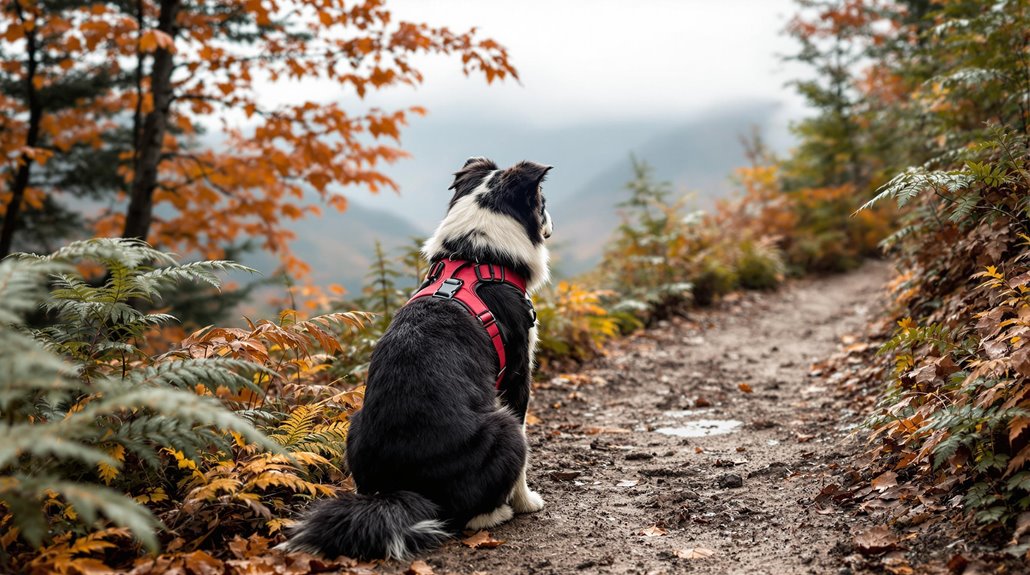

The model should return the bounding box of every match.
[282,157,554,560]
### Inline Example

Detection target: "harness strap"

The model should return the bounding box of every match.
[407,259,528,388]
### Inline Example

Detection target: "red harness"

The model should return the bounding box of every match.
[407,259,529,388]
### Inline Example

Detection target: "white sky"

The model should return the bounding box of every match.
[353,0,808,126]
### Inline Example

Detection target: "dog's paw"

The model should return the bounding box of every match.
[466,504,514,530]
[511,488,545,514]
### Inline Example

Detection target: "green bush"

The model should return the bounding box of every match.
[734,240,784,290]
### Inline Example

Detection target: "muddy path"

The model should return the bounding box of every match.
[382,262,890,575]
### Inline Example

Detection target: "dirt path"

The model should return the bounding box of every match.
[384,262,890,575]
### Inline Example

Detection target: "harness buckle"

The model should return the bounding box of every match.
[433,278,463,300]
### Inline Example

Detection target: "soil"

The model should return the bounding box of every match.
[377,261,893,575]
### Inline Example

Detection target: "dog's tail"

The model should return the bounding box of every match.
[280,491,450,560]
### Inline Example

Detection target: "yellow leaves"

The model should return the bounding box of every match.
[983,265,1004,280]
[133,487,168,504]
[28,528,132,575]
[265,517,295,534]
[188,477,242,502]
[897,317,916,332]
[97,444,125,485]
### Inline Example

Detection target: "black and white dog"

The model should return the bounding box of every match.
[283,158,554,560]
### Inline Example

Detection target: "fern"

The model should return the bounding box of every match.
[859,167,974,212]
[0,239,277,552]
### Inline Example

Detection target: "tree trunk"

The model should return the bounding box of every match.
[122,0,181,242]
[0,2,42,259]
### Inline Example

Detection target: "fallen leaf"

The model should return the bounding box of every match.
[675,547,716,559]
[525,411,541,425]
[884,562,914,575]
[406,559,435,575]
[738,383,753,393]
[854,525,900,555]
[583,426,632,435]
[639,525,668,537]
[946,554,968,574]
[549,470,581,481]
[872,471,898,492]
[182,551,224,575]
[461,530,505,549]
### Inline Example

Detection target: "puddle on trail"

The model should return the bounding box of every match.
[654,419,743,438]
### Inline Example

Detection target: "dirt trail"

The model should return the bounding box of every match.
[384,262,890,575]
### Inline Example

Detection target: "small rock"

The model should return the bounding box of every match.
[716,473,744,488]
[626,452,654,461]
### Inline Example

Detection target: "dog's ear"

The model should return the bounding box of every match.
[510,161,553,189]
[449,156,497,191]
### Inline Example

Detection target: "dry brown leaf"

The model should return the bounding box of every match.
[461,530,505,549]
[853,525,900,555]
[946,554,969,574]
[549,470,581,481]
[738,383,753,393]
[872,471,898,491]
[583,426,632,435]
[184,551,224,575]
[675,547,715,559]
[639,525,668,537]
[405,559,435,575]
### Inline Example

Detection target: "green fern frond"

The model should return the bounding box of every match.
[17,238,174,269]
[127,358,268,395]
[859,167,974,212]
[135,260,257,296]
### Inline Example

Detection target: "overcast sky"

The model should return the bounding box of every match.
[354,0,808,127]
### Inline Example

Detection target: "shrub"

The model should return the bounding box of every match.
[734,239,784,290]
[689,256,737,306]
[535,281,624,369]
[862,127,1030,526]
[0,239,275,553]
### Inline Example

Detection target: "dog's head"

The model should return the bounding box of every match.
[422,157,554,293]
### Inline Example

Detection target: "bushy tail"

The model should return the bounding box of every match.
[281,491,450,560]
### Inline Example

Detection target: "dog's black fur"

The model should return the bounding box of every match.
[283,158,553,560]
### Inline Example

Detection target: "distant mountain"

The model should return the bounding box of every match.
[550,103,782,274]
[243,200,427,297]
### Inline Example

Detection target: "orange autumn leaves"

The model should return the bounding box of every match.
[1,1,517,302]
